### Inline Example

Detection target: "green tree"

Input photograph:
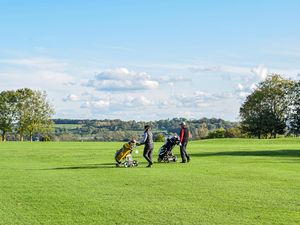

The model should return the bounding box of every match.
[240,75,293,138]
[289,81,300,135]
[0,90,17,141]
[208,128,226,138]
[154,133,165,142]
[198,123,209,139]
[225,126,242,138]
[240,90,269,139]
[16,88,54,142]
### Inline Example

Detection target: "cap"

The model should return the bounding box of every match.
[180,122,186,126]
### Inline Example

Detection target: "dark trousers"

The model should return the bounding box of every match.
[180,142,190,162]
[143,144,154,165]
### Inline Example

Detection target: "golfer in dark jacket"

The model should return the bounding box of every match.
[138,125,154,167]
[179,122,190,163]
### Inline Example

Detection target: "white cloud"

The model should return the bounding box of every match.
[235,82,257,100]
[250,83,257,91]
[94,68,143,80]
[238,91,250,98]
[86,68,159,91]
[159,75,191,83]
[79,94,155,111]
[123,95,155,107]
[80,101,91,109]
[237,83,244,91]
[135,96,155,106]
[251,65,268,80]
[93,99,110,108]
[0,57,76,89]
[2,57,277,121]
[81,99,110,109]
[189,64,271,81]
[174,91,231,108]
[189,65,251,74]
[140,80,159,89]
[63,94,80,102]
[189,65,221,73]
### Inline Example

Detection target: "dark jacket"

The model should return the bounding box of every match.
[180,127,189,143]
[140,129,153,146]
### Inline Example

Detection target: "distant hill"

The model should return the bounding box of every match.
[52,118,238,141]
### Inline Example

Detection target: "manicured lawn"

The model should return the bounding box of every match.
[0,139,299,225]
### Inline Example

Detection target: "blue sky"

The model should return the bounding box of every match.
[1,0,300,121]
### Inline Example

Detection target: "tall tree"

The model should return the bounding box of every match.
[0,90,17,141]
[240,89,268,138]
[16,88,54,141]
[197,123,209,139]
[240,75,293,138]
[289,81,300,135]
[260,75,293,138]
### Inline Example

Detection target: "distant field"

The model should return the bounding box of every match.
[0,139,299,225]
[53,124,83,129]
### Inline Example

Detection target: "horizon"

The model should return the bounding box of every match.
[52,116,236,123]
[1,0,300,121]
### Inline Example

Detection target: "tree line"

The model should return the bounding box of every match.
[239,74,300,138]
[52,118,239,141]
[0,88,54,142]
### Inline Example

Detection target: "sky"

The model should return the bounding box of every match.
[1,0,300,121]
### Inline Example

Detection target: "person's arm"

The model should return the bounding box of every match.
[179,128,184,145]
[138,132,148,146]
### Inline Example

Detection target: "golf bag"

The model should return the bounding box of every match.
[158,135,180,163]
[115,141,139,167]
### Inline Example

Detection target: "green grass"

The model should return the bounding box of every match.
[0,139,299,225]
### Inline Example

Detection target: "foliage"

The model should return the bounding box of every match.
[0,90,17,141]
[289,81,300,135]
[51,118,237,141]
[240,75,294,138]
[225,126,242,138]
[208,128,226,138]
[0,88,54,142]
[194,123,209,139]
[16,88,54,141]
[154,133,165,142]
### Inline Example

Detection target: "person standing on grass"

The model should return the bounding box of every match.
[137,125,154,168]
[179,122,190,163]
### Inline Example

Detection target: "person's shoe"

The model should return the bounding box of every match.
[187,158,190,163]
[146,164,152,168]
[180,161,187,163]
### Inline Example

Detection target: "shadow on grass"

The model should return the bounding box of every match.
[44,163,115,170]
[44,162,149,170]
[190,149,300,158]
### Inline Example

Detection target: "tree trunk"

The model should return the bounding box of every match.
[30,133,33,142]
[1,131,6,142]
[20,134,24,142]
